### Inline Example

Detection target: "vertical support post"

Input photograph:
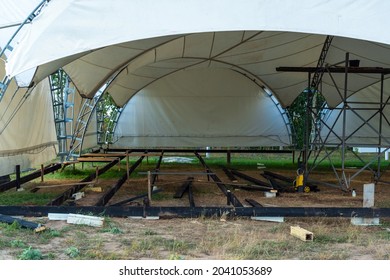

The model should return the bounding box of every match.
[40,164,44,182]
[15,165,21,190]
[227,190,231,206]
[147,171,151,202]
[377,74,384,180]
[227,149,231,166]
[95,166,99,184]
[341,53,349,189]
[126,150,129,180]
[303,72,311,188]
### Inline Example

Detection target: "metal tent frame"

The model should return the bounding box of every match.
[278,53,390,189]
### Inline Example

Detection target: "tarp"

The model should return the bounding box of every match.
[1,0,390,174]
[112,68,291,148]
[6,0,390,107]
[0,59,58,175]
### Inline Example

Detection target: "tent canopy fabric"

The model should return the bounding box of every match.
[1,0,390,175]
[113,68,291,148]
[6,0,390,108]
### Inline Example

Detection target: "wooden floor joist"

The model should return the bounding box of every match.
[1,206,390,218]
[110,189,162,206]
[77,157,119,162]
[229,169,274,191]
[94,155,145,206]
[173,177,194,198]
[0,163,62,193]
[245,198,263,207]
[222,167,238,182]
[195,152,243,207]
[48,157,124,206]
[188,185,195,207]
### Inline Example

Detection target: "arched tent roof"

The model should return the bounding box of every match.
[1,0,390,160]
[5,0,390,109]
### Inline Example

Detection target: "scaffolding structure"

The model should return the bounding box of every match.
[278,53,390,189]
[49,69,75,161]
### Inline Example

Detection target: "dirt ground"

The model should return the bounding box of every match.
[1,161,390,260]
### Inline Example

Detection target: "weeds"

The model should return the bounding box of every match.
[18,247,43,260]
[10,240,26,248]
[65,246,80,258]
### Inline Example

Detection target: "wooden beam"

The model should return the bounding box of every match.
[188,185,195,207]
[222,167,238,182]
[108,148,293,154]
[94,155,145,206]
[48,157,124,206]
[173,177,194,198]
[245,198,263,207]
[110,189,162,206]
[1,206,390,218]
[229,169,273,190]
[77,157,119,162]
[290,226,314,241]
[195,152,243,207]
[0,163,62,193]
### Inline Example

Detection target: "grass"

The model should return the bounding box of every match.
[0,216,390,260]
[18,247,43,260]
[0,191,58,206]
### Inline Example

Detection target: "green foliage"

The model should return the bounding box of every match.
[65,246,80,258]
[18,247,43,260]
[10,240,26,248]
[287,90,326,149]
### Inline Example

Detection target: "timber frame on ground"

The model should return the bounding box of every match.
[1,148,390,219]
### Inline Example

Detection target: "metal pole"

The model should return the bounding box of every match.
[303,72,311,187]
[341,53,349,188]
[377,73,384,180]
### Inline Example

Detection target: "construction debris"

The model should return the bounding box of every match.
[72,192,85,200]
[0,214,46,232]
[66,213,104,227]
[290,226,314,241]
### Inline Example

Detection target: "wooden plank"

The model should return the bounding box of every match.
[67,213,104,227]
[94,155,145,206]
[173,177,194,198]
[77,157,119,162]
[1,206,390,218]
[195,152,243,207]
[0,163,62,193]
[188,185,195,207]
[109,189,162,206]
[290,226,314,241]
[229,169,273,190]
[263,171,294,183]
[48,157,123,206]
[222,167,238,182]
[245,198,263,207]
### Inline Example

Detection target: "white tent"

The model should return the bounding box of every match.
[0,0,58,176]
[2,0,390,176]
